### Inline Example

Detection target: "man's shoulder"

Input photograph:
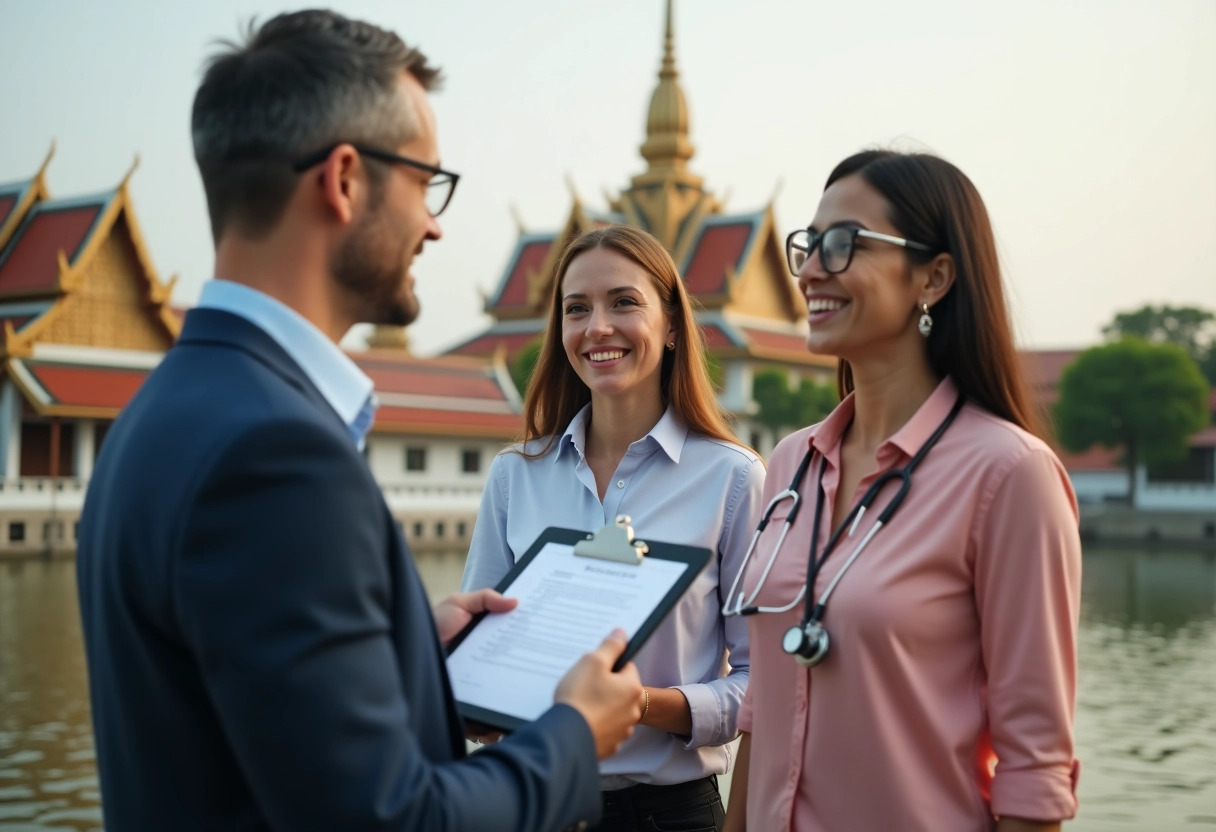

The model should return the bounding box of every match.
[110,340,345,479]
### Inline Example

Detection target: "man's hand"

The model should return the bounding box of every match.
[555,629,644,759]
[432,589,518,646]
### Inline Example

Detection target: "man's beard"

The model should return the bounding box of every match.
[332,210,419,327]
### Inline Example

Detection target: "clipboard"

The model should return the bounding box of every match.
[445,516,711,732]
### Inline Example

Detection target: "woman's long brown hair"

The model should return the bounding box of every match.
[519,225,745,456]
[827,150,1045,439]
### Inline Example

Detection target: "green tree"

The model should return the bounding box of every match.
[752,368,837,437]
[1055,338,1210,505]
[1102,304,1216,383]
[509,338,543,397]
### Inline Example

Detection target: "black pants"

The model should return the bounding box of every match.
[587,776,725,832]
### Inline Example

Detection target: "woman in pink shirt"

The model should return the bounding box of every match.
[722,150,1081,832]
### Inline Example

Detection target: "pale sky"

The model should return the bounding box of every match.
[1,0,1213,356]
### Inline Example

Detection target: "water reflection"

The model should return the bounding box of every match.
[1072,549,1216,831]
[0,560,101,832]
[0,548,1213,830]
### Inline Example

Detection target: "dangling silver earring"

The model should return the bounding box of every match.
[918,302,933,338]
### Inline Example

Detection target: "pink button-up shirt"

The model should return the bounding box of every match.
[736,378,1081,832]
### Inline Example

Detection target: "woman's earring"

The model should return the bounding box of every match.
[918,302,933,338]
[666,341,676,350]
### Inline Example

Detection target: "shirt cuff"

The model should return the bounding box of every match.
[671,683,725,749]
[990,759,1080,822]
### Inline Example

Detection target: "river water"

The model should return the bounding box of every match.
[1,547,1213,831]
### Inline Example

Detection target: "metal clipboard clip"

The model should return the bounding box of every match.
[573,514,649,564]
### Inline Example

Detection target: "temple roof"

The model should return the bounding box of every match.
[682,213,764,296]
[487,232,557,312]
[0,191,112,296]
[6,341,525,437]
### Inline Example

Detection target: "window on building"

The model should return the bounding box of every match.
[405,447,427,472]
[1146,448,1215,485]
[412,522,424,539]
[19,421,77,477]
[457,521,467,538]
[435,521,446,539]
[461,448,481,474]
[9,522,25,542]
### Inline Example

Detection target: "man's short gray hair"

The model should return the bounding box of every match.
[191,9,442,241]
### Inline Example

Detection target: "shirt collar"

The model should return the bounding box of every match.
[807,376,961,462]
[885,376,960,458]
[807,392,855,458]
[556,403,688,463]
[196,280,376,445]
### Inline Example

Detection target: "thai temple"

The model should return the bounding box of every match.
[0,145,523,558]
[0,1,1210,559]
[0,1,837,559]
[446,0,833,425]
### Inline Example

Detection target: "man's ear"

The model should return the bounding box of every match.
[318,144,362,226]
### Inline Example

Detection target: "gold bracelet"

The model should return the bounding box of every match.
[640,688,650,723]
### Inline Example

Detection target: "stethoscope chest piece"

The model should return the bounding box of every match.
[782,620,830,667]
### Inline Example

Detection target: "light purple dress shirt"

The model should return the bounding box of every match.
[461,404,765,789]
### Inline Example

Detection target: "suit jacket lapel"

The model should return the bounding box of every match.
[176,307,345,433]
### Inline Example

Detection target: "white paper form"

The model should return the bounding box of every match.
[447,540,688,723]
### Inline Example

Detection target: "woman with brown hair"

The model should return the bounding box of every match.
[722,150,1081,832]
[462,225,764,831]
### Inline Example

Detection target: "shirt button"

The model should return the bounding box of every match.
[616,480,624,488]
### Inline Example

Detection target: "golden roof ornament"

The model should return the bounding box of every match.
[640,0,694,173]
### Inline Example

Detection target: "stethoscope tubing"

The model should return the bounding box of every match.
[722,394,965,622]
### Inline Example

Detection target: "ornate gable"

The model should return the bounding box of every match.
[2,161,180,359]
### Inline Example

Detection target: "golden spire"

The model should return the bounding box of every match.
[640,0,693,172]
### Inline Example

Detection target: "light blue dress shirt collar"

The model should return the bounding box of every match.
[558,403,688,465]
[196,279,377,449]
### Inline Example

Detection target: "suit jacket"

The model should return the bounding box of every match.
[77,308,600,831]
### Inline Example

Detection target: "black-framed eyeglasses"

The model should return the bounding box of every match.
[785,226,934,275]
[291,143,460,217]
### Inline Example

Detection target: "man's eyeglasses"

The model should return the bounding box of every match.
[785,226,933,275]
[292,144,460,218]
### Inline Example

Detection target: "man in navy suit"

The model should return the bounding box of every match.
[77,10,642,831]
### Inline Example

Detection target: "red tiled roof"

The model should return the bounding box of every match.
[27,362,150,410]
[684,223,753,295]
[700,324,735,349]
[1055,444,1122,473]
[375,406,522,434]
[1022,350,1080,389]
[0,313,34,331]
[0,195,16,230]
[739,326,810,354]
[1191,426,1216,448]
[353,354,506,399]
[0,204,103,294]
[494,240,552,309]
[446,331,543,359]
[348,352,520,436]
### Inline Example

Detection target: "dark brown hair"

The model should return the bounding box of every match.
[192,10,441,242]
[827,150,1044,438]
[521,226,745,455]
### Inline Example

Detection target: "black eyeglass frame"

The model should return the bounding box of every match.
[291,143,460,217]
[785,225,934,276]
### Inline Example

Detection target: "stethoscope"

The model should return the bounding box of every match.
[722,394,965,667]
